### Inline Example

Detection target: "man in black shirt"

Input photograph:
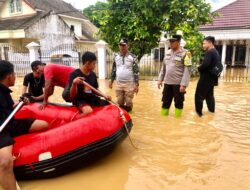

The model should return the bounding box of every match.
[0,61,48,190]
[66,51,111,116]
[22,60,45,102]
[195,36,220,116]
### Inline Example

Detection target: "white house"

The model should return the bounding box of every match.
[200,0,250,68]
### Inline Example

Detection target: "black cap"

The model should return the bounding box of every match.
[168,34,182,42]
[119,38,128,45]
[31,60,46,71]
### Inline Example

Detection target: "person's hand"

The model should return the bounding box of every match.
[73,77,85,85]
[134,85,139,94]
[82,105,93,115]
[109,81,113,89]
[39,101,47,110]
[105,95,112,101]
[157,81,163,89]
[180,86,186,93]
[23,97,30,105]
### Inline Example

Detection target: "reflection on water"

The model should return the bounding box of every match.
[5,78,250,190]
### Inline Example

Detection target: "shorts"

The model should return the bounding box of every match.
[0,118,35,149]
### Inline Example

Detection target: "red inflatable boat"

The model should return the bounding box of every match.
[12,103,132,179]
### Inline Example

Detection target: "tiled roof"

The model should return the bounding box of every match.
[26,0,88,20]
[0,11,49,30]
[200,0,250,30]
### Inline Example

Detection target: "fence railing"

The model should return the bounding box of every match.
[1,42,249,82]
[106,52,250,82]
[0,44,31,76]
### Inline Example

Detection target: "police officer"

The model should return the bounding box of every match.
[157,34,192,117]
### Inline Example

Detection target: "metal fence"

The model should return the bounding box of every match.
[0,43,98,76]
[106,51,250,82]
[0,43,30,76]
[40,43,98,74]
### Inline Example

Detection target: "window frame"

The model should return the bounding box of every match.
[9,0,23,14]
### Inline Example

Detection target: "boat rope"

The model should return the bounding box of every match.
[70,111,80,121]
[110,101,138,149]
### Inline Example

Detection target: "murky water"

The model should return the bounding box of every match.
[6,78,250,190]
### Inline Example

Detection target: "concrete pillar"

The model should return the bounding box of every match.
[95,40,107,79]
[26,42,40,63]
[221,41,227,67]
[245,42,250,67]
[232,45,236,66]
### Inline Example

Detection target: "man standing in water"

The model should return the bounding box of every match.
[158,34,192,117]
[109,38,139,112]
[195,36,220,117]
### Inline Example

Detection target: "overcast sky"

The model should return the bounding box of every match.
[64,0,236,11]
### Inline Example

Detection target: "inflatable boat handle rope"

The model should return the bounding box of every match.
[81,81,138,149]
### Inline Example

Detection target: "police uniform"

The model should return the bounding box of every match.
[158,46,192,116]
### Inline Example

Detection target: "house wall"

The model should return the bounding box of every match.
[0,0,36,19]
[60,16,82,37]
[25,13,75,50]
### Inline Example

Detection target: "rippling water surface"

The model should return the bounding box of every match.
[6,78,250,190]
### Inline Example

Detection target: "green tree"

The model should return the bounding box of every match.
[83,1,109,27]
[85,0,216,62]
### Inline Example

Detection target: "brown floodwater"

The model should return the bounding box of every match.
[5,78,250,190]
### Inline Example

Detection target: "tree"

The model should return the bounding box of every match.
[83,2,109,28]
[85,0,216,62]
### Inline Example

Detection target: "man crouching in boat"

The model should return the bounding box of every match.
[0,61,49,190]
[64,51,111,116]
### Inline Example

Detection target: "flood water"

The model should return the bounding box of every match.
[6,78,250,190]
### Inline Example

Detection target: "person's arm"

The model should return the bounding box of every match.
[32,93,44,102]
[132,56,139,93]
[198,51,212,72]
[158,60,166,89]
[180,51,192,92]
[22,86,28,95]
[22,74,29,95]
[69,71,84,100]
[109,59,116,89]
[39,79,54,110]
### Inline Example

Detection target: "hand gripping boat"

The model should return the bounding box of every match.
[12,103,132,179]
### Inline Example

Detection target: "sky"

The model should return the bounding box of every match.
[64,0,237,11]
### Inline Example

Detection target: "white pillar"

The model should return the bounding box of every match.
[245,42,249,66]
[221,41,227,67]
[232,45,236,66]
[95,40,107,79]
[26,42,40,63]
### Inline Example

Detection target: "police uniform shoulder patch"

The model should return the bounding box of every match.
[184,50,192,66]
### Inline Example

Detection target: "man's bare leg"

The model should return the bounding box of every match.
[0,145,17,190]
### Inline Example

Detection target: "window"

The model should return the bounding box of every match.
[9,0,22,14]
[70,25,75,32]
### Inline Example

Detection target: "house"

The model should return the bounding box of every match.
[200,0,250,68]
[0,0,98,61]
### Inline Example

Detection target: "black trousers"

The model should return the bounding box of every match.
[195,79,215,114]
[162,84,184,109]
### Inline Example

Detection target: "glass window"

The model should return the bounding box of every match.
[9,0,22,14]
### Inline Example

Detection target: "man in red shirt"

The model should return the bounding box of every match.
[36,63,75,109]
